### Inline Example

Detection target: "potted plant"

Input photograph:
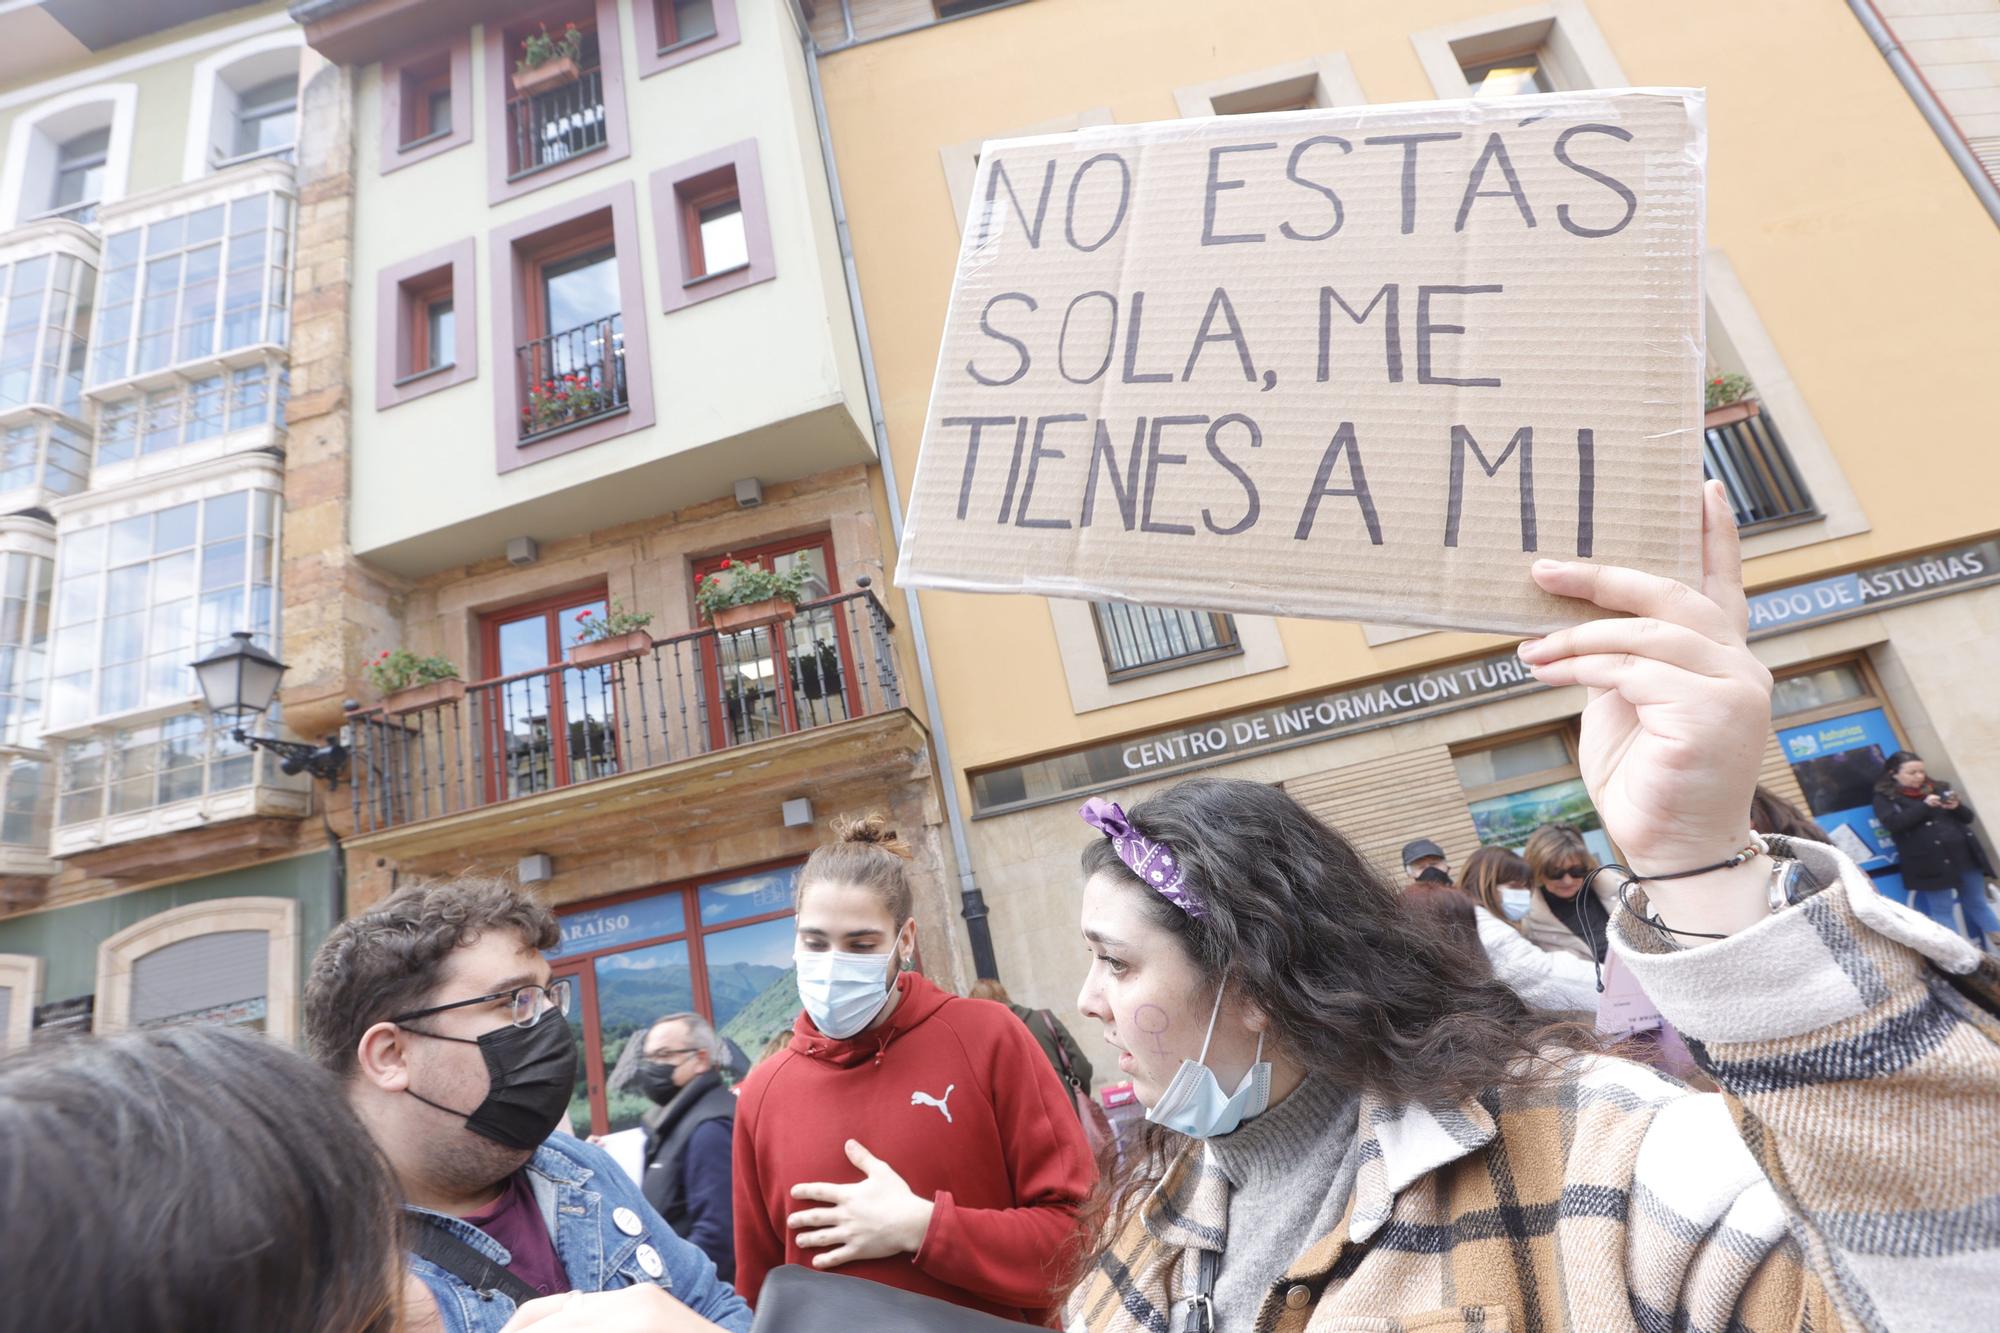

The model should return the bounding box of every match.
[1704,371,1757,428]
[696,556,811,634]
[513,21,585,96]
[366,648,464,717]
[522,372,612,436]
[567,601,656,668]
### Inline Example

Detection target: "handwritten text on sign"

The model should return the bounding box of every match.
[897,91,1707,635]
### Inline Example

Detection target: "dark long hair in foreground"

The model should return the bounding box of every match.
[1069,779,1597,1289]
[0,1024,403,1333]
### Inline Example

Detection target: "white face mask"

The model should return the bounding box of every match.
[1142,982,1271,1139]
[794,945,900,1039]
[1499,886,1533,921]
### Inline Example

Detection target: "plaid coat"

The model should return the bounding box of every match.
[1065,839,1999,1333]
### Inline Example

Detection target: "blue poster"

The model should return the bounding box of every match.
[547,893,688,959]
[1776,708,1901,874]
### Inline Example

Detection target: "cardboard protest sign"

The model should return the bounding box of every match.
[896,90,1707,635]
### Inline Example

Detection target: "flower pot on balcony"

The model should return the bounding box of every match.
[512,55,580,95]
[382,677,466,717]
[712,598,798,635]
[567,630,654,669]
[1704,398,1759,430]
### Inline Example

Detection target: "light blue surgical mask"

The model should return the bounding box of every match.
[1143,983,1271,1139]
[794,946,900,1039]
[1499,886,1533,921]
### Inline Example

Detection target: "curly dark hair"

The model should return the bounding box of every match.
[1069,778,1597,1288]
[304,875,559,1078]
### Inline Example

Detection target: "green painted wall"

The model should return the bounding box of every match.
[0,850,335,1005]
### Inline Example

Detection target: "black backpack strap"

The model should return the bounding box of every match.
[405,1215,544,1309]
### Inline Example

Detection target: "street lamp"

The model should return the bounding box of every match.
[190,631,349,783]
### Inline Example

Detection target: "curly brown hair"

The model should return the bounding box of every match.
[1068,779,1596,1295]
[304,875,559,1079]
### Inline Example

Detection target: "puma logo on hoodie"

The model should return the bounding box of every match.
[910,1084,956,1124]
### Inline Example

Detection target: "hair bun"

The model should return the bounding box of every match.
[833,813,913,860]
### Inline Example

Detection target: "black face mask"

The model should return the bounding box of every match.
[634,1059,683,1105]
[403,1008,578,1151]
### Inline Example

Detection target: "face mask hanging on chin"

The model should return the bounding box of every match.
[1143,982,1272,1139]
[794,945,901,1039]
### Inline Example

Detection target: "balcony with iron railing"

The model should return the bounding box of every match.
[345,588,906,836]
[506,65,608,180]
[1702,399,1818,534]
[516,315,626,440]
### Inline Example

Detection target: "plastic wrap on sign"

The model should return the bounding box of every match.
[896,89,1708,636]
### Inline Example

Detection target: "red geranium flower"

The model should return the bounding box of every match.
[720,557,733,569]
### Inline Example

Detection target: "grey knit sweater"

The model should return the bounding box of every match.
[1203,1074,1361,1326]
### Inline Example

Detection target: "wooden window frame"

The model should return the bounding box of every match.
[483,0,631,205]
[381,40,471,174]
[490,181,655,470]
[375,239,476,410]
[550,854,799,1135]
[638,0,739,69]
[527,227,618,346]
[477,584,612,799]
[651,140,775,314]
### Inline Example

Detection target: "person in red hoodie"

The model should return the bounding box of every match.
[732,814,1094,1323]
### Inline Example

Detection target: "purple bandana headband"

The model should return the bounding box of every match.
[1079,797,1208,920]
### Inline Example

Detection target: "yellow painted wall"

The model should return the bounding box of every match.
[347,0,870,571]
[820,0,2000,790]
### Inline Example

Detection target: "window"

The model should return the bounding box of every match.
[381,42,471,173]
[503,17,608,181]
[0,250,94,419]
[634,0,737,74]
[94,898,300,1041]
[492,182,654,468]
[1770,658,1910,880]
[0,548,53,746]
[224,77,297,165]
[1173,55,1365,118]
[0,419,89,501]
[94,365,288,468]
[89,193,293,387]
[0,954,42,1052]
[479,590,614,801]
[57,717,262,826]
[653,141,775,312]
[1460,53,1553,98]
[49,128,109,222]
[0,758,50,849]
[1092,604,1240,681]
[1452,728,1613,863]
[47,489,279,731]
[376,239,476,409]
[550,862,800,1134]
[692,536,850,748]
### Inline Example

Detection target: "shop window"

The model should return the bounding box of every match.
[653,141,774,312]
[477,588,614,802]
[491,182,653,467]
[1771,657,1909,886]
[381,42,471,173]
[0,250,94,419]
[549,861,800,1135]
[486,0,631,204]
[0,953,42,1052]
[692,535,852,749]
[375,239,476,409]
[89,192,294,388]
[46,488,280,731]
[1452,727,1613,863]
[1172,54,1365,118]
[94,897,299,1040]
[634,0,737,76]
[1091,604,1240,682]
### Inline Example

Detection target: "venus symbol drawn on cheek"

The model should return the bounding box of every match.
[1133,1004,1170,1055]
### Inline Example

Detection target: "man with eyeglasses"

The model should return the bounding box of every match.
[631,1013,737,1280]
[304,876,751,1333]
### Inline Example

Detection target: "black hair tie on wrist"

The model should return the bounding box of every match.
[1576,845,1762,989]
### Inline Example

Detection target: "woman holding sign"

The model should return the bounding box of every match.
[1062,482,1997,1333]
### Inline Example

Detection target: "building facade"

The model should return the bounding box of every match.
[0,2,336,1053]
[809,0,2000,1081]
[287,0,959,1136]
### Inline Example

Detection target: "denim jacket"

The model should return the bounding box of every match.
[407,1133,753,1333]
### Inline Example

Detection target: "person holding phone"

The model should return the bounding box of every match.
[1873,750,1999,947]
